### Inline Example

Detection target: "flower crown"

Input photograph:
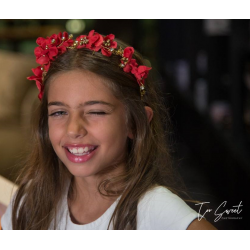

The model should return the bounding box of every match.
[27,30,152,100]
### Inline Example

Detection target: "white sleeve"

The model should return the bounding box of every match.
[137,186,199,230]
[1,200,13,230]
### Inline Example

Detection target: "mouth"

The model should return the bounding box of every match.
[63,145,98,163]
[65,146,98,156]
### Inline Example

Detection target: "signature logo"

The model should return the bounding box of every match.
[195,201,243,222]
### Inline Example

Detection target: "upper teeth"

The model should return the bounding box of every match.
[68,147,93,155]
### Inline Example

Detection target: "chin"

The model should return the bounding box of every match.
[64,162,102,178]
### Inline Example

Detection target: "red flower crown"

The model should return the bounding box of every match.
[27,30,152,100]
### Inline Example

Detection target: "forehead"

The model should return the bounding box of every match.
[47,70,118,104]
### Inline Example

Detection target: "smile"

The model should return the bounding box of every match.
[67,146,96,156]
[63,145,98,163]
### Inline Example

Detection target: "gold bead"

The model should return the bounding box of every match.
[121,57,128,62]
[140,89,146,97]
[117,48,123,55]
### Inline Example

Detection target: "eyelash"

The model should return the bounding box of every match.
[88,112,106,115]
[49,111,67,117]
[48,111,107,117]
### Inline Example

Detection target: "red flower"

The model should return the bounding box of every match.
[76,30,104,51]
[36,37,47,46]
[34,32,74,65]
[131,65,152,85]
[101,34,117,56]
[121,47,135,72]
[36,80,44,100]
[27,65,44,82]
[27,65,49,100]
[124,59,138,73]
[87,30,103,51]
[47,34,61,46]
[27,66,43,100]
[75,34,89,49]
[27,66,42,78]
[34,41,58,65]
[123,47,134,61]
[57,32,74,53]
[80,30,102,51]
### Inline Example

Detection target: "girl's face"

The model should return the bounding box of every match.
[47,70,131,180]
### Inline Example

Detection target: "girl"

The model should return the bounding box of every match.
[1,30,215,230]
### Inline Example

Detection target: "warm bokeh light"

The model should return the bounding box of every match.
[66,19,85,34]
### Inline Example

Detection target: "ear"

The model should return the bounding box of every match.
[144,106,153,123]
[127,106,153,140]
[127,130,134,140]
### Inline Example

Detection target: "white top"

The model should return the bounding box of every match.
[1,186,198,230]
[0,175,18,207]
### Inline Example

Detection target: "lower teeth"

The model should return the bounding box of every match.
[72,152,89,156]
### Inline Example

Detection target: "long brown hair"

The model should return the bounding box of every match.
[12,38,191,229]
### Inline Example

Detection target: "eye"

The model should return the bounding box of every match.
[49,111,67,117]
[88,111,106,116]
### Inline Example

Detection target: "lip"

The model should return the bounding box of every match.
[63,144,98,148]
[63,144,98,163]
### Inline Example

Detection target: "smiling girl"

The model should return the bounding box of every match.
[1,30,215,230]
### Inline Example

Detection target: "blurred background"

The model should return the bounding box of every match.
[0,19,249,230]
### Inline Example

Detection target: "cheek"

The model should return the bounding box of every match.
[48,122,62,146]
[98,119,129,146]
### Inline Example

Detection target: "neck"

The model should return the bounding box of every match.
[69,162,126,203]
[73,176,101,201]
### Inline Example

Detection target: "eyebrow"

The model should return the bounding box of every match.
[47,100,115,108]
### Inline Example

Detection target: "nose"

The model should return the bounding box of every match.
[66,114,87,139]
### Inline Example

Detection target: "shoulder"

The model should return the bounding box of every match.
[1,196,15,230]
[1,190,25,230]
[137,186,198,230]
